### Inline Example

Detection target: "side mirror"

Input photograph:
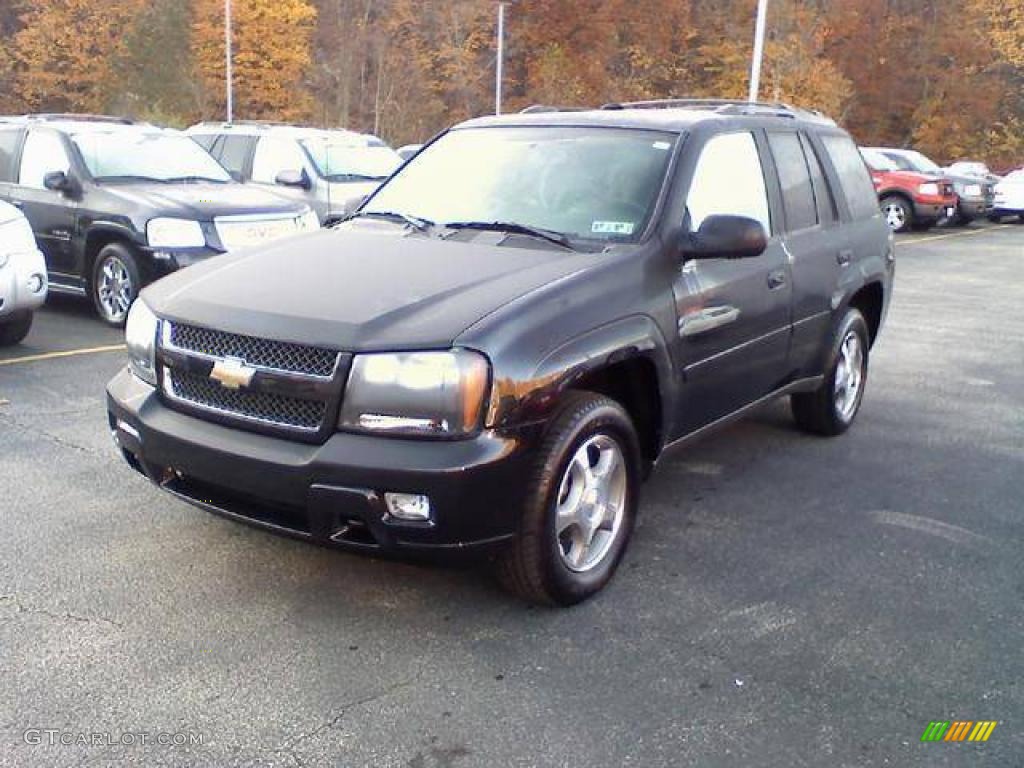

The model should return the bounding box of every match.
[275,168,311,190]
[43,170,76,195]
[682,214,767,260]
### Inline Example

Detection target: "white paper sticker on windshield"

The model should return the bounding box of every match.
[652,141,672,150]
[592,221,635,235]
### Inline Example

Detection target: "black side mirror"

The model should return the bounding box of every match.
[275,168,311,190]
[43,170,77,195]
[682,214,767,260]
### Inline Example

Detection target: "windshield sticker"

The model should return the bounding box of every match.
[592,221,635,235]
[652,141,672,150]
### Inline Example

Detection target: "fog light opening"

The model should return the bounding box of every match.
[384,492,431,522]
[28,274,45,293]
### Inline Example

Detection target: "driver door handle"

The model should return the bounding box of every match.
[767,269,787,290]
[679,305,741,337]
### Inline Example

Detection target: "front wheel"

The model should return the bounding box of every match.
[91,242,144,327]
[0,311,33,346]
[791,308,870,436]
[496,392,641,606]
[880,195,912,233]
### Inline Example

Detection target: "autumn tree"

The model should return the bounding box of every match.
[192,0,317,122]
[12,0,144,113]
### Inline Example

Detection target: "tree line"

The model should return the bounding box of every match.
[1,0,1022,167]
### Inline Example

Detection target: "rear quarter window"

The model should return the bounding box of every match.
[0,128,21,182]
[820,134,879,220]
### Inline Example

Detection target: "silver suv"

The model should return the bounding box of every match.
[187,123,404,225]
[0,200,47,345]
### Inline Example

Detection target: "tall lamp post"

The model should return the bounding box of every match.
[495,2,507,115]
[748,0,768,103]
[225,0,234,121]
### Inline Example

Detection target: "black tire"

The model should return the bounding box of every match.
[0,311,33,346]
[496,391,641,606]
[90,242,145,327]
[987,213,1003,223]
[880,195,913,233]
[791,308,870,437]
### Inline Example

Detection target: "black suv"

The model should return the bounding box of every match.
[107,100,894,605]
[0,115,319,325]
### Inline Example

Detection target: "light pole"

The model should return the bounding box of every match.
[748,0,768,103]
[495,2,507,115]
[225,0,234,121]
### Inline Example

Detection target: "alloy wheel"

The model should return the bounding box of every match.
[834,330,865,422]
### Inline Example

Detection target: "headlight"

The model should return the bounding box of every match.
[0,215,39,267]
[297,209,320,232]
[125,300,159,386]
[918,182,939,196]
[339,349,490,437]
[146,218,206,248]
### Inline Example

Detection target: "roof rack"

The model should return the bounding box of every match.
[24,113,137,124]
[519,104,588,114]
[599,98,832,123]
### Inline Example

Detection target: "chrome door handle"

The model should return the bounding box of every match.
[678,305,741,337]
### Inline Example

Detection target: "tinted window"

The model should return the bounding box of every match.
[0,128,20,182]
[251,137,307,183]
[687,131,771,235]
[823,135,882,220]
[18,130,70,189]
[801,133,837,225]
[768,132,817,231]
[218,136,253,176]
[190,134,218,151]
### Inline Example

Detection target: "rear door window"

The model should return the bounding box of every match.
[767,132,817,232]
[821,134,878,220]
[0,128,21,183]
[801,133,837,225]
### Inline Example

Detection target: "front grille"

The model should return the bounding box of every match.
[169,322,338,377]
[214,215,303,251]
[167,368,327,431]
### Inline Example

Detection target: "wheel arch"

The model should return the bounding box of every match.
[83,224,142,283]
[848,281,885,346]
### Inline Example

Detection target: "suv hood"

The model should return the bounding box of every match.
[142,225,596,351]
[100,182,308,219]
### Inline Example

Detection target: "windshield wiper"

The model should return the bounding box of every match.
[327,173,385,182]
[163,176,230,184]
[93,174,167,183]
[342,210,434,232]
[444,220,576,251]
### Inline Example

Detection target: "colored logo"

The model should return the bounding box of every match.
[921,721,997,742]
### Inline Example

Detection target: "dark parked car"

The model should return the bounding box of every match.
[186,122,403,225]
[868,147,994,226]
[0,115,319,325]
[108,99,894,605]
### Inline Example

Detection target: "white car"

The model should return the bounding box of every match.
[990,169,1024,223]
[0,200,48,345]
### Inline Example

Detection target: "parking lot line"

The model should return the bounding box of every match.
[900,223,1013,246]
[0,344,124,367]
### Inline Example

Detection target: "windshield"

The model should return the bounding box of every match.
[888,150,941,174]
[301,139,402,180]
[861,148,899,171]
[363,126,676,243]
[73,131,231,182]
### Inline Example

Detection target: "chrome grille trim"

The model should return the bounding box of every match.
[166,322,339,378]
[163,368,326,432]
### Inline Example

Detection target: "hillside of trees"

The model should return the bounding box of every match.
[1,0,1022,167]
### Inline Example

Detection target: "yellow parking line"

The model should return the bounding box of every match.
[0,344,124,367]
[900,224,1013,246]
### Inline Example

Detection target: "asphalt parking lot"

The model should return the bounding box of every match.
[1,223,1022,767]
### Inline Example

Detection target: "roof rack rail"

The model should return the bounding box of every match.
[600,98,833,123]
[519,104,588,114]
[25,113,137,124]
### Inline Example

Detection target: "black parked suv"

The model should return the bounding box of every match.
[0,115,319,325]
[107,99,894,605]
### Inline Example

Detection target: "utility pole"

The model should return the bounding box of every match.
[748,0,768,103]
[225,0,234,122]
[495,2,507,115]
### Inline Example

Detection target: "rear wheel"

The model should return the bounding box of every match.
[791,308,870,436]
[880,195,912,233]
[91,242,144,327]
[0,311,33,346]
[497,392,640,606]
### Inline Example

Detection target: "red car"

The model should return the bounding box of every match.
[860,147,957,233]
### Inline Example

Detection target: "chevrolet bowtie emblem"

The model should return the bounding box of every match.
[209,357,255,390]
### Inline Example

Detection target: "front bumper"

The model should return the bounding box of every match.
[107,368,531,555]
[956,196,989,219]
[913,199,957,222]
[0,248,47,317]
